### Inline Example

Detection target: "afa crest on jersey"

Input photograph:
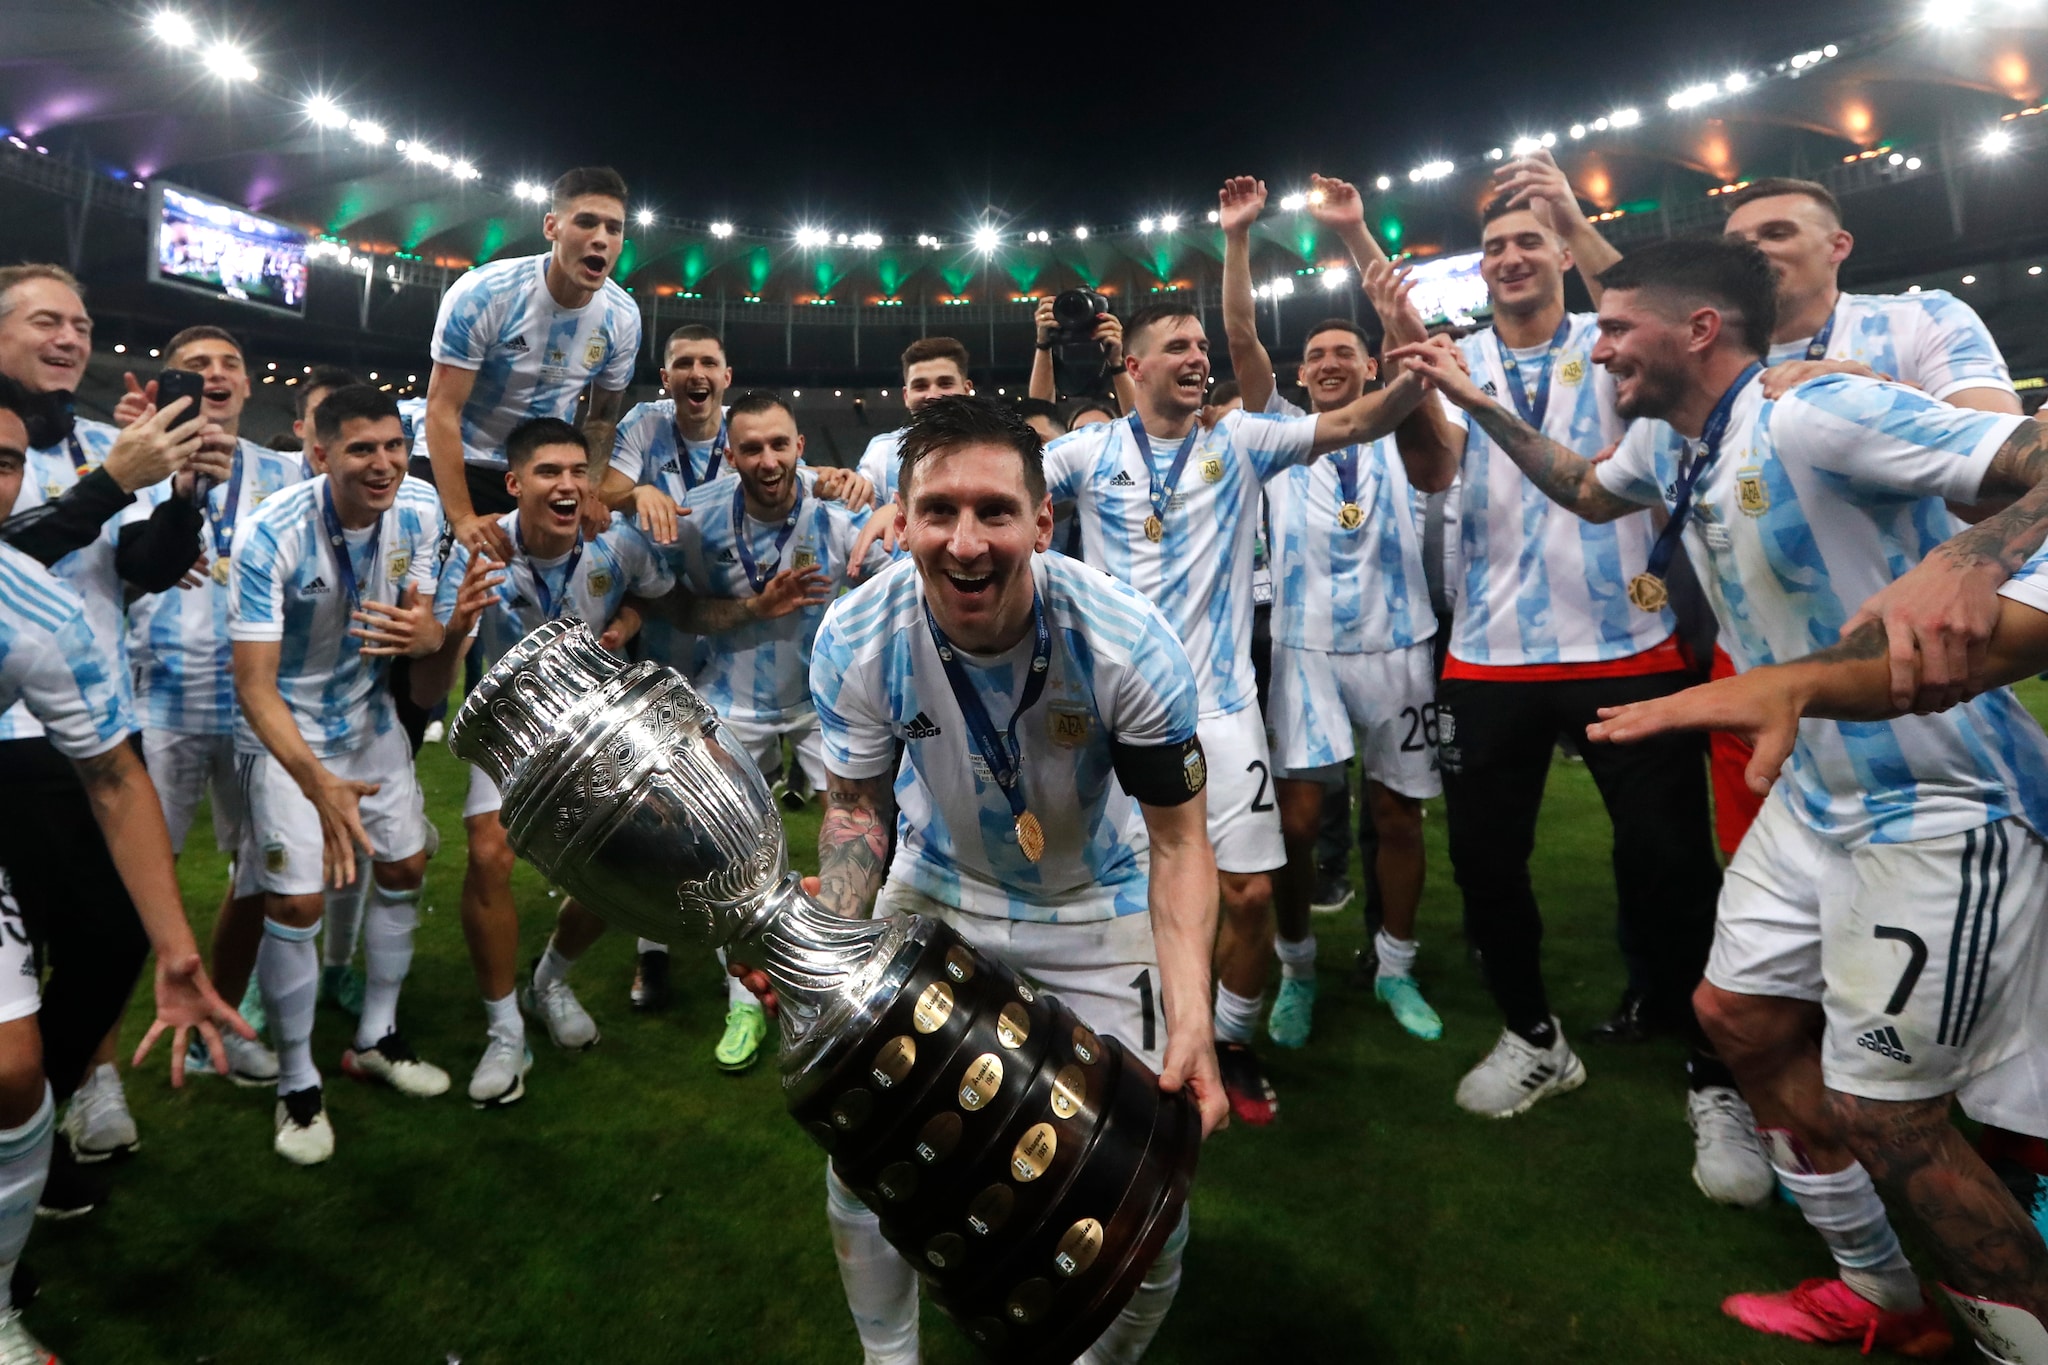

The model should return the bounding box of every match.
[1199,456,1224,484]
[792,548,818,571]
[586,568,613,596]
[1558,357,1587,385]
[585,335,608,368]
[1047,706,1090,748]
[387,551,411,580]
[1735,467,1769,517]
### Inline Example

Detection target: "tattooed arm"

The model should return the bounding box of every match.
[1382,339,1648,520]
[1846,416,2048,712]
[815,770,896,920]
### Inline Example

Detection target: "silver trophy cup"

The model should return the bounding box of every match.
[451,620,1198,1363]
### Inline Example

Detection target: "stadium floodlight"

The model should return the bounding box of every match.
[636,208,656,227]
[1724,71,1750,92]
[306,95,348,129]
[150,11,199,47]
[1981,127,2015,155]
[202,42,257,81]
[1374,175,1392,190]
[1268,276,1295,298]
[973,225,1001,253]
[1906,156,1923,169]
[1570,123,1587,139]
[1160,213,1181,231]
[1824,44,1838,56]
[1074,225,1089,240]
[1409,160,1454,182]
[794,226,828,248]
[711,221,734,238]
[428,151,451,171]
[1279,191,1307,211]
[1610,107,1641,127]
[1511,136,1542,156]
[1889,152,1905,165]
[1321,266,1350,290]
[853,231,882,249]
[452,161,478,180]
[1139,217,1156,233]
[1668,83,1719,110]
[1592,117,1610,131]
[836,232,849,245]
[349,119,386,146]
[1205,210,1220,224]
[513,180,536,200]
[1923,1,1967,25]
[1540,131,1557,146]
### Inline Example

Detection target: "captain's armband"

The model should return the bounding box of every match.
[1111,734,1206,807]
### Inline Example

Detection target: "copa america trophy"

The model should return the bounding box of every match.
[450,620,1199,1363]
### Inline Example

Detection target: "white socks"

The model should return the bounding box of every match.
[1077,1205,1189,1365]
[824,1164,919,1365]
[717,947,756,1008]
[1376,930,1419,981]
[355,882,420,1051]
[260,919,321,1095]
[533,940,574,993]
[1212,985,1262,1044]
[322,873,367,969]
[1774,1158,1920,1312]
[1273,933,1317,982]
[0,1084,52,1312]
[636,938,668,956]
[484,992,523,1046]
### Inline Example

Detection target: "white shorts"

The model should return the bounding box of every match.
[1711,795,2048,1128]
[464,763,504,821]
[143,729,246,855]
[241,725,428,898]
[1267,641,1442,799]
[0,868,38,1025]
[1196,707,1285,875]
[877,883,1166,1072]
[719,711,829,792]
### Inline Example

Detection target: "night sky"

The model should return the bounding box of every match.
[274,0,1856,232]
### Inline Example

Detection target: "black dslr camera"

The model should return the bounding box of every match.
[1049,288,1113,398]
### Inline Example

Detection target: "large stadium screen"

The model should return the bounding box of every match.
[1404,249,1490,327]
[148,183,310,316]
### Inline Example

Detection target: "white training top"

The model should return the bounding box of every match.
[1043,408,1317,717]
[1447,315,1674,666]
[812,553,1202,924]
[1599,372,2048,846]
[227,474,444,757]
[428,252,641,469]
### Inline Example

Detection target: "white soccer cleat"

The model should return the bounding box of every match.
[61,1064,138,1163]
[186,1032,281,1088]
[423,720,446,744]
[1455,1020,1586,1118]
[272,1086,334,1166]
[466,1034,533,1109]
[1688,1086,1776,1208]
[341,1031,451,1099]
[521,974,600,1050]
[0,1305,57,1365]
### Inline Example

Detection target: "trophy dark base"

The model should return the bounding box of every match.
[788,918,1200,1365]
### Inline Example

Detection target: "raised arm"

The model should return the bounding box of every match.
[1029,298,1058,402]
[1307,367,1430,458]
[1363,262,1465,495]
[1305,173,1390,269]
[815,770,897,920]
[1384,339,1645,520]
[1493,151,1621,303]
[1218,177,1277,412]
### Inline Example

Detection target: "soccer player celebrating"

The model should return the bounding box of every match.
[855,337,974,511]
[230,385,452,1164]
[0,382,250,1363]
[122,326,306,1093]
[601,323,733,538]
[664,392,876,1070]
[1388,190,1741,1173]
[1217,176,1442,1046]
[1392,237,2048,1359]
[788,393,1225,1364]
[1039,274,1428,1124]
[424,166,642,566]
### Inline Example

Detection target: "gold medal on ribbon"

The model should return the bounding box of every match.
[210,556,231,585]
[1338,502,1364,530]
[1015,811,1046,863]
[1626,571,1669,613]
[1143,514,1164,543]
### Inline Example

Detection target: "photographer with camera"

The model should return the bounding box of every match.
[1031,290,1139,413]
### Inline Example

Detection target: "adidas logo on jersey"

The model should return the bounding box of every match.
[1855,1024,1912,1063]
[504,336,529,353]
[661,459,681,474]
[302,575,330,595]
[904,712,942,739]
[1108,470,1136,487]
[717,548,738,563]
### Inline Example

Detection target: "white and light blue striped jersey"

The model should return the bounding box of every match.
[671,474,882,724]
[1599,372,2048,846]
[1448,316,1674,666]
[123,438,307,734]
[428,253,641,469]
[435,509,672,670]
[227,474,443,757]
[0,543,132,760]
[813,553,1201,924]
[610,398,728,495]
[1263,393,1435,654]
[1043,408,1316,717]
[857,427,905,505]
[397,397,428,457]
[1769,291,2014,402]
[0,420,124,743]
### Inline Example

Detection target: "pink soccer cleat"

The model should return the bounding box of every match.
[1722,1278,1953,1357]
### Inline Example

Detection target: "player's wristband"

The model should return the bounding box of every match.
[1035,339,1055,351]
[1112,735,1206,808]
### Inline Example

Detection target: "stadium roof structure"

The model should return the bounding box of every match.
[6,2,2048,386]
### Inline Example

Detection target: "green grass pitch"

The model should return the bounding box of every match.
[42,686,2048,1362]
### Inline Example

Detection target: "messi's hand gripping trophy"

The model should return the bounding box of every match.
[451,620,1199,1363]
